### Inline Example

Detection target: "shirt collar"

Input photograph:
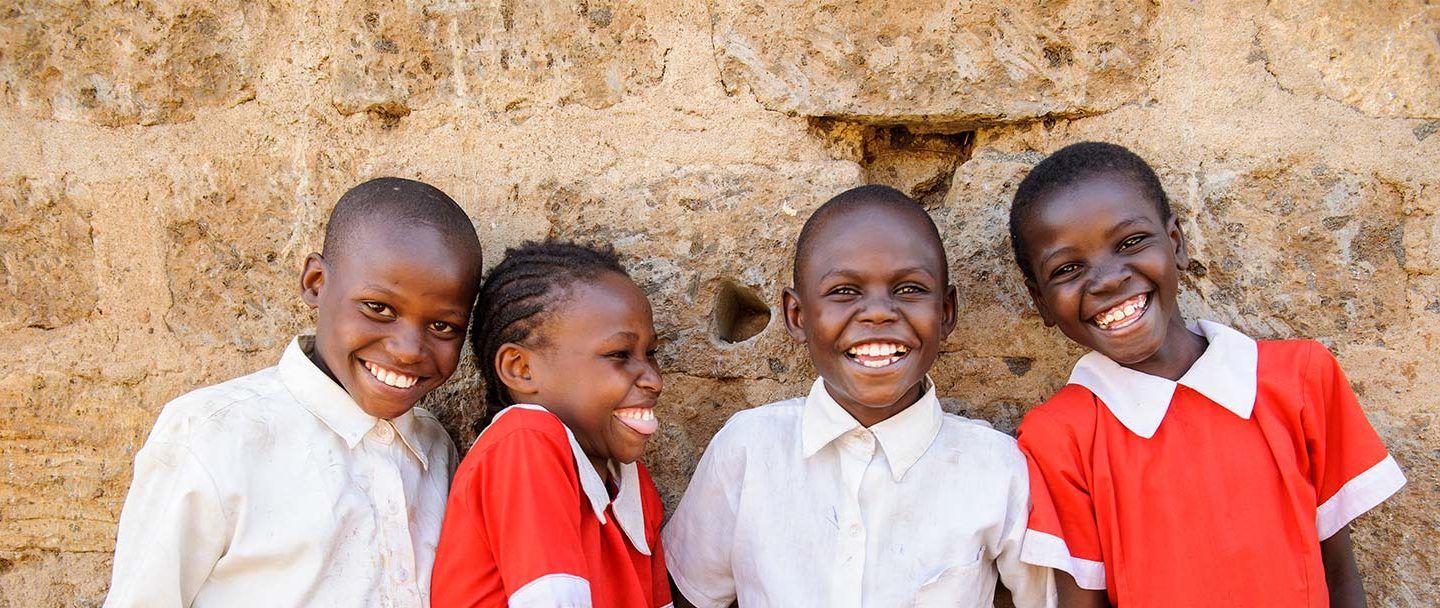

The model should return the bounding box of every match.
[1067,320,1259,439]
[276,336,430,469]
[800,376,944,481]
[489,404,652,556]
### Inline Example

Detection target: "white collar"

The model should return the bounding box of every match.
[800,376,943,482]
[486,404,651,556]
[277,336,429,469]
[1067,320,1259,439]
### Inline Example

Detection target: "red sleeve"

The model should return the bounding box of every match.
[1300,342,1406,539]
[640,466,673,607]
[1016,407,1108,590]
[431,427,589,607]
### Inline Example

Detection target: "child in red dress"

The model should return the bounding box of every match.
[1008,142,1405,607]
[431,242,671,608]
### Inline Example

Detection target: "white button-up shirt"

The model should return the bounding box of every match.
[663,378,1055,608]
[106,336,457,608]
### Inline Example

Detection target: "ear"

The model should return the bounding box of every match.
[1024,278,1057,327]
[1167,215,1191,271]
[300,253,327,308]
[494,342,540,399]
[781,287,807,344]
[940,284,958,338]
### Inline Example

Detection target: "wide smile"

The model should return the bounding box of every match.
[613,406,659,436]
[360,359,422,392]
[843,341,911,369]
[1091,293,1150,332]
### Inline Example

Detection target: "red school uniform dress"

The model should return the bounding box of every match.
[430,404,673,608]
[1018,321,1406,607]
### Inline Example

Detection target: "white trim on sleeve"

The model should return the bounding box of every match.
[1019,530,1107,590]
[508,573,592,608]
[1316,454,1406,540]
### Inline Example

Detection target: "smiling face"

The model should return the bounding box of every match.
[508,271,663,473]
[301,222,481,419]
[784,205,957,427]
[1018,173,1204,379]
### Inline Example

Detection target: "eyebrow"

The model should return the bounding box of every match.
[817,266,939,283]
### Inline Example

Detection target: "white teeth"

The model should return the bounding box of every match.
[848,342,908,357]
[1095,294,1149,330]
[366,362,417,389]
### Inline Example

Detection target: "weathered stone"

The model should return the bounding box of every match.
[0,177,97,330]
[1259,0,1440,119]
[330,0,664,121]
[711,0,1159,125]
[0,0,272,126]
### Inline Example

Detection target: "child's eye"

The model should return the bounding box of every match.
[1050,263,1080,279]
[894,284,928,295]
[827,286,860,297]
[605,350,629,360]
[362,302,395,318]
[1118,234,1147,250]
[428,321,458,335]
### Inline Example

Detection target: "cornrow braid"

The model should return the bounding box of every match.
[469,240,627,429]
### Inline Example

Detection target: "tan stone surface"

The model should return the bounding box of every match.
[2,0,1438,605]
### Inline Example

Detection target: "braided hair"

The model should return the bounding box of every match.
[469,240,628,426]
[1009,141,1172,281]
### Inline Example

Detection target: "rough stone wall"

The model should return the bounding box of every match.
[2,0,1437,605]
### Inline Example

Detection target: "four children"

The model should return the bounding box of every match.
[108,143,1407,606]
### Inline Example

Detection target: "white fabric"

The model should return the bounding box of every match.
[1018,530,1107,590]
[106,336,457,608]
[1068,320,1259,438]
[1316,454,1408,540]
[485,404,650,556]
[663,377,1056,608]
[508,573,592,608]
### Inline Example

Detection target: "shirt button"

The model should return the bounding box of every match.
[848,524,863,537]
[397,568,410,582]
[374,422,395,443]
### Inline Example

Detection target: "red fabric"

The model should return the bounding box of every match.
[1020,340,1393,607]
[430,409,671,608]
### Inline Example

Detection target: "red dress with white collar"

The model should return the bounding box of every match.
[1018,323,1404,607]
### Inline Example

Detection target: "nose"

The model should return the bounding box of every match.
[855,292,900,324]
[387,324,426,365]
[1086,256,1130,296]
[635,358,663,395]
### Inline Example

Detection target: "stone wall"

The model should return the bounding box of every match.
[2,1,1437,605]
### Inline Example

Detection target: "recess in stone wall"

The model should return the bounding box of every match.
[711,280,770,344]
[808,118,975,208]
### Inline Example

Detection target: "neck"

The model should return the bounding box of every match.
[587,455,611,484]
[1128,320,1209,381]
[830,381,924,428]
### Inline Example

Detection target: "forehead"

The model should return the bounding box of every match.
[799,206,945,286]
[330,223,480,302]
[1022,175,1165,253]
[545,272,654,339]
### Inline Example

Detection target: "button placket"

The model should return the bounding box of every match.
[834,430,875,608]
[368,424,419,606]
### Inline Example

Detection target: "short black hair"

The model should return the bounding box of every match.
[793,184,946,286]
[322,177,481,264]
[1008,141,1171,281]
[469,240,628,425]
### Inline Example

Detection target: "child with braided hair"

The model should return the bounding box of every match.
[431,241,673,608]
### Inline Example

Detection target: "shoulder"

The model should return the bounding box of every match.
[936,413,1026,469]
[1257,338,1332,374]
[706,396,806,453]
[147,366,293,444]
[1016,384,1100,447]
[466,406,574,464]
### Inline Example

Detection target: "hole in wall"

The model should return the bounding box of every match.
[807,118,975,208]
[712,280,771,344]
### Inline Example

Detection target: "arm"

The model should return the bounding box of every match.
[661,423,744,608]
[106,439,228,608]
[1056,572,1109,608]
[1320,526,1365,608]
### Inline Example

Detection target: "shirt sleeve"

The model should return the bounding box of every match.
[996,444,1058,608]
[1016,411,1107,591]
[1301,342,1406,540]
[105,436,229,608]
[432,428,592,608]
[660,422,744,608]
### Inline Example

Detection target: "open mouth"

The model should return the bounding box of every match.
[844,341,910,369]
[1091,293,1149,331]
[363,360,419,390]
[614,407,658,435]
